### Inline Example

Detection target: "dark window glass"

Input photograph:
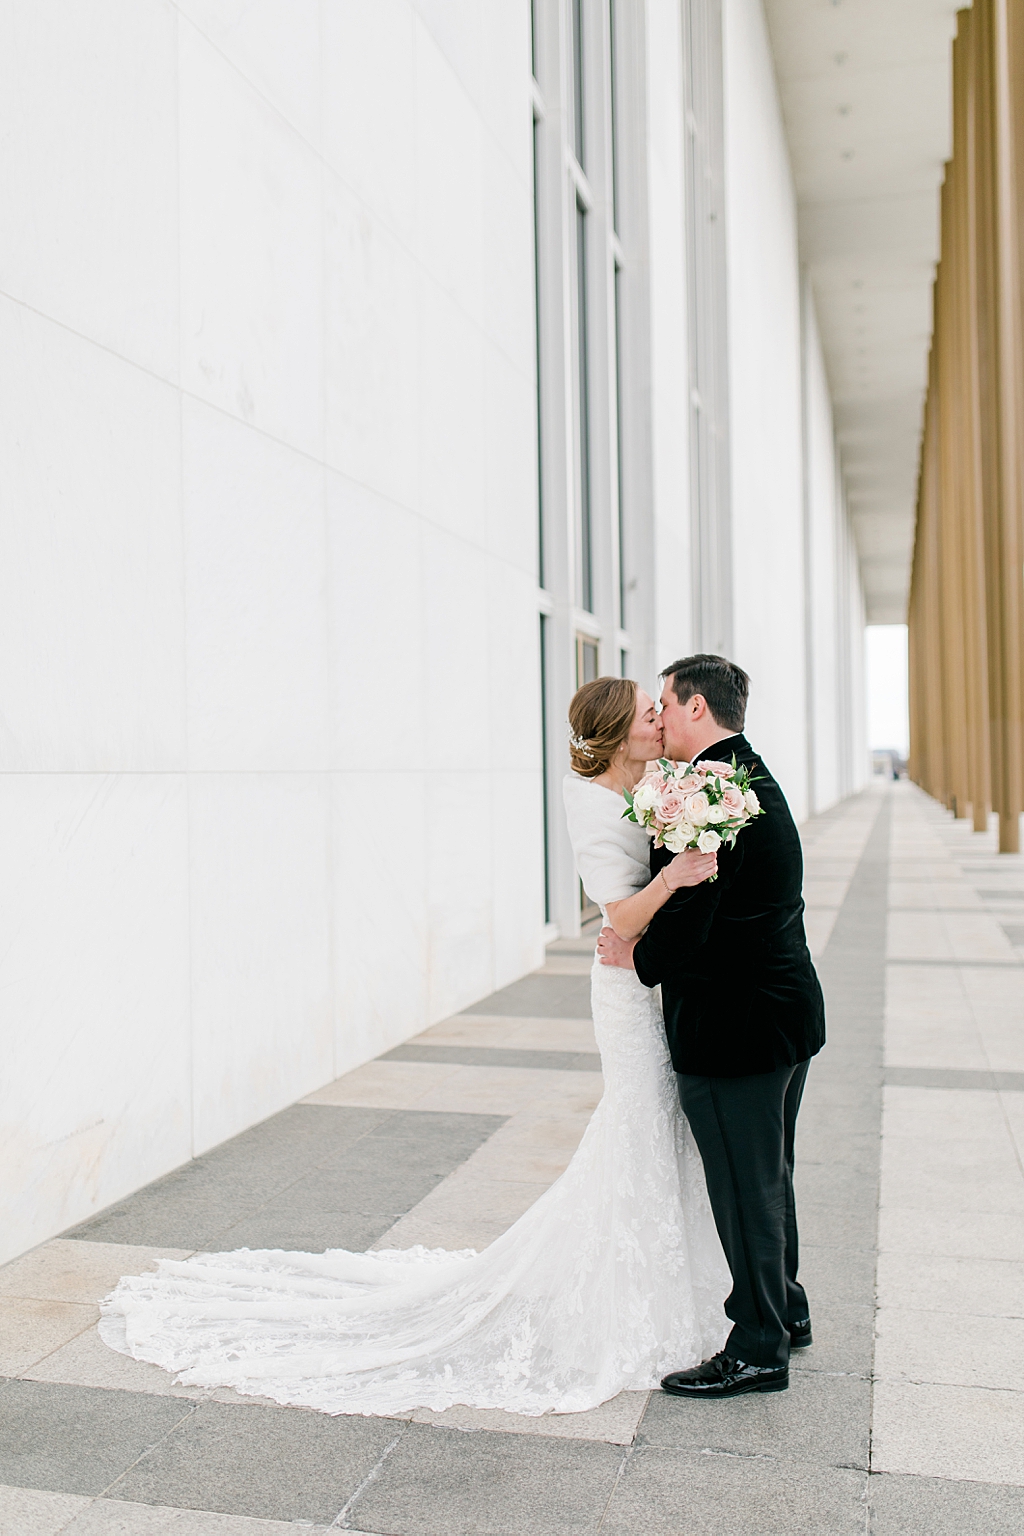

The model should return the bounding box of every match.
[576,198,593,612]
[571,0,585,167]
[533,117,546,587]
[609,0,619,231]
[614,261,625,629]
[576,634,599,686]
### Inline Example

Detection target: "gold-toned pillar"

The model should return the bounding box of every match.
[908,1,1024,853]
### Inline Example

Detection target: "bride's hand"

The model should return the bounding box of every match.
[663,849,718,889]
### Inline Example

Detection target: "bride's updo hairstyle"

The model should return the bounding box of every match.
[568,677,637,779]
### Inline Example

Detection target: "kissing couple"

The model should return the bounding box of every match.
[101,653,825,1416]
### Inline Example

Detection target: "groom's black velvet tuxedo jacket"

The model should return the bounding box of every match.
[633,734,825,1078]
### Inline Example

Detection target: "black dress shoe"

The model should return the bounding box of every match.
[661,1352,789,1398]
[789,1318,813,1349]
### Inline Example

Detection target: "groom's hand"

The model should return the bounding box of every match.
[597,927,637,970]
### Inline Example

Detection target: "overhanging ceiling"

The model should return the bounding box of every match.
[764,0,963,623]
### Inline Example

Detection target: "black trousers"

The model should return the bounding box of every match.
[677,1059,810,1368]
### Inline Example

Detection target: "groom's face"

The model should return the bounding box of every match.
[659,682,702,762]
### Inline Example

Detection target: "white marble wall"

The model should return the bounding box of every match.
[0,1,543,1263]
[0,0,869,1265]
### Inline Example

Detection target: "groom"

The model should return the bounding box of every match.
[597,654,825,1398]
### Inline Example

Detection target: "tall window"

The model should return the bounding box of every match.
[531,0,647,934]
[684,0,732,654]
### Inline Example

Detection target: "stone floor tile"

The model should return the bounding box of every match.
[387,1171,547,1232]
[876,1252,1024,1317]
[24,1326,202,1401]
[802,859,859,882]
[62,1498,338,1534]
[301,1061,461,1108]
[880,1132,1020,1183]
[888,881,983,909]
[458,1139,575,1185]
[0,1482,91,1535]
[795,1101,880,1141]
[877,1204,1024,1262]
[461,972,593,1020]
[975,1030,1024,1075]
[881,1085,1015,1141]
[787,1303,874,1378]
[417,1014,597,1052]
[384,1042,601,1073]
[535,956,593,976]
[474,1107,594,1158]
[883,1025,991,1073]
[371,1214,508,1252]
[868,1470,1024,1534]
[0,1243,193,1307]
[874,1307,1024,1391]
[794,1132,880,1178]
[62,1109,506,1253]
[112,1400,403,1527]
[803,880,850,907]
[0,1299,96,1376]
[798,1191,884,1253]
[797,1246,876,1308]
[600,1446,867,1536]
[639,1369,871,1469]
[871,1380,1024,1484]
[211,1212,395,1255]
[875,1159,1024,1215]
[351,1422,622,1536]
[805,908,840,958]
[794,1161,880,1212]
[397,1065,602,1118]
[410,1389,649,1446]
[0,1380,193,1497]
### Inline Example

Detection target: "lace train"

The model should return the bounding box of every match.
[100,962,730,1416]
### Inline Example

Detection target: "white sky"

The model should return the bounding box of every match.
[865,624,909,756]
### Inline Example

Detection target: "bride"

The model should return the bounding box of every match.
[100,676,729,1417]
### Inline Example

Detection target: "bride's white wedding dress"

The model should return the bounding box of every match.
[99,774,729,1416]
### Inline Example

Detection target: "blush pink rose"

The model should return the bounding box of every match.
[721,785,746,815]
[697,759,735,778]
[657,792,687,825]
[676,773,701,792]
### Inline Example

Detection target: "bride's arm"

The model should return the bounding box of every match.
[603,848,717,942]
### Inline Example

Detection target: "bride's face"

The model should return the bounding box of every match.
[628,689,664,762]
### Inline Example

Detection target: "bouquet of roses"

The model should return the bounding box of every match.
[622,756,763,876]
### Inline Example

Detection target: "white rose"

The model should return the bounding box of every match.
[744,790,761,814]
[706,803,728,824]
[661,821,695,853]
[697,829,722,854]
[684,791,710,826]
[632,783,657,812]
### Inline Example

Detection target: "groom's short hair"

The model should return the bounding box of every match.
[662,654,750,732]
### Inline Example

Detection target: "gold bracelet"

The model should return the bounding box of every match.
[660,867,673,893]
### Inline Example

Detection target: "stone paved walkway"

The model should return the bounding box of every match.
[1,781,1022,1533]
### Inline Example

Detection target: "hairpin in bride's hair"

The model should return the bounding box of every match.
[568,725,595,757]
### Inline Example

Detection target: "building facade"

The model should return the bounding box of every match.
[1,0,868,1264]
